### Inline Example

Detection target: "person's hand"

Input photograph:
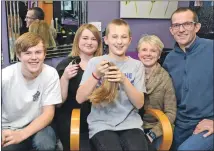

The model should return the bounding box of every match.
[104,66,125,84]
[193,119,214,137]
[94,60,110,79]
[2,130,6,146]
[2,129,26,147]
[146,133,153,143]
[61,64,79,80]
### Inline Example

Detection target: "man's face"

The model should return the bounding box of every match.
[25,10,37,28]
[104,24,132,58]
[17,42,46,77]
[169,10,201,49]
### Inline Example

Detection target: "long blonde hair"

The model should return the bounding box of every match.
[88,62,119,106]
[70,24,103,57]
[29,20,56,48]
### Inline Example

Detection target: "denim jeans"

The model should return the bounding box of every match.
[172,125,214,151]
[152,136,162,149]
[2,126,56,151]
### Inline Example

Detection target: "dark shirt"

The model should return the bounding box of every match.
[163,37,214,129]
[56,56,84,113]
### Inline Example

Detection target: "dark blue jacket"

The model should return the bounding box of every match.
[163,37,214,129]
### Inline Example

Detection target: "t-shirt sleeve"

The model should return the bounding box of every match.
[134,61,146,93]
[42,69,62,106]
[79,58,96,86]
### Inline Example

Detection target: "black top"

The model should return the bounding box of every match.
[56,56,84,113]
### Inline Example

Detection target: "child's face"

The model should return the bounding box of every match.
[79,29,99,56]
[104,24,132,58]
[17,41,45,77]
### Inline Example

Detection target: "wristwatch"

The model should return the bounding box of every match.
[147,130,156,140]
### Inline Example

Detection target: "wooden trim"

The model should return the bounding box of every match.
[145,108,173,151]
[38,1,53,25]
[70,108,173,151]
[70,109,80,151]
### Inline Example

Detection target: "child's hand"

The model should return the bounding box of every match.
[104,66,125,84]
[94,60,110,79]
[62,64,79,80]
[2,130,6,146]
[2,129,26,147]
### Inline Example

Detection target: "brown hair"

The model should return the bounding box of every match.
[29,20,56,48]
[15,32,46,56]
[70,24,103,57]
[171,7,199,23]
[105,19,131,37]
[88,62,119,106]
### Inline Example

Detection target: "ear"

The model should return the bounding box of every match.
[16,53,21,61]
[195,23,201,33]
[104,36,108,45]
[169,27,174,36]
[129,36,132,44]
[137,50,141,59]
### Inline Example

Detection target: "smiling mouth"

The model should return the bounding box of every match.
[29,62,39,65]
[178,34,188,38]
[86,47,93,49]
[143,58,152,61]
[115,46,124,49]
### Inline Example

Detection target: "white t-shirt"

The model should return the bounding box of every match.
[2,62,62,130]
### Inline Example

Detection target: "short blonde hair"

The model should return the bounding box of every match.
[137,34,164,54]
[70,24,103,57]
[105,19,131,37]
[29,20,56,48]
[15,32,46,56]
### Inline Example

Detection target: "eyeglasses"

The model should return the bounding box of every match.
[171,21,197,31]
[25,16,37,20]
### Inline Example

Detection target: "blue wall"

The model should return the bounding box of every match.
[1,1,189,68]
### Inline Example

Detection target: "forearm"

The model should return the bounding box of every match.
[76,76,99,104]
[123,77,144,109]
[22,106,55,140]
[60,76,69,103]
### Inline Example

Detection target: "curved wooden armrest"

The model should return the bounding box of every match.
[70,108,173,151]
[145,109,173,151]
[70,109,80,151]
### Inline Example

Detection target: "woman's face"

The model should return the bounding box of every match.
[138,42,160,68]
[78,29,98,56]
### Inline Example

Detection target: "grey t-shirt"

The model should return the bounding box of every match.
[80,55,146,138]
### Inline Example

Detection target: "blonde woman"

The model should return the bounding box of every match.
[53,24,102,151]
[137,34,176,149]
[29,20,56,48]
